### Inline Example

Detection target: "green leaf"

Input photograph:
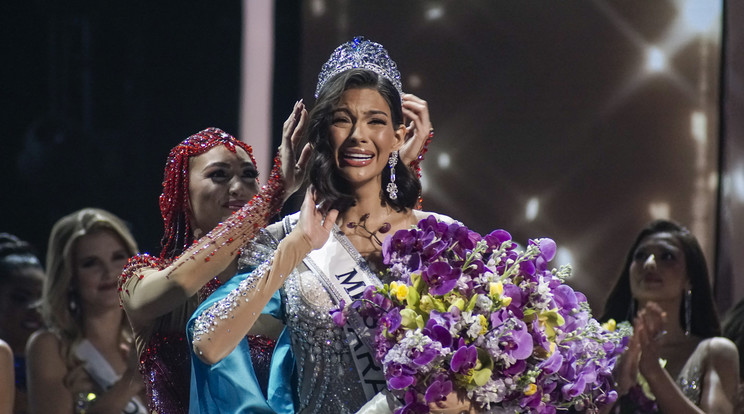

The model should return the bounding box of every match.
[406,286,420,307]
[400,308,419,330]
[465,294,479,312]
[472,368,492,386]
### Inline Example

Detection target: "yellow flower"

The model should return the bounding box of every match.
[500,296,512,307]
[489,282,503,296]
[393,283,409,301]
[477,314,488,336]
[602,319,617,332]
[524,384,538,396]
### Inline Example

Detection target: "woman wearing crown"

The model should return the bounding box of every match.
[186,38,467,413]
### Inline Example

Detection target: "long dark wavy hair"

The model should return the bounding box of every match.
[600,219,720,338]
[306,69,420,213]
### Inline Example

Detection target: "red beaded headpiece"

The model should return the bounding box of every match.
[159,127,256,260]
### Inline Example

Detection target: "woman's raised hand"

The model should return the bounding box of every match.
[280,100,313,197]
[634,302,667,378]
[613,329,641,396]
[399,93,433,165]
[298,186,339,250]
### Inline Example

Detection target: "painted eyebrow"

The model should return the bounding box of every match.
[332,108,389,118]
[636,242,680,252]
[203,161,257,170]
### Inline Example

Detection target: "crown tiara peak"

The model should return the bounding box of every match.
[314,36,403,98]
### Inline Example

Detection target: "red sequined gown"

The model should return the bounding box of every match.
[120,157,285,413]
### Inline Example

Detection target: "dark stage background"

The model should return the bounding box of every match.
[3,0,739,315]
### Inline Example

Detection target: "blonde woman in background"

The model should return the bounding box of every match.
[26,208,147,414]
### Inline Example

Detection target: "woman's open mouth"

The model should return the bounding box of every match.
[341,149,374,167]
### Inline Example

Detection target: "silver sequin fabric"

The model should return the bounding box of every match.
[259,216,370,414]
[282,269,369,413]
[675,349,703,406]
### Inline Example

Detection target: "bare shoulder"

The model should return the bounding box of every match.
[701,336,739,365]
[0,339,11,362]
[26,330,64,361]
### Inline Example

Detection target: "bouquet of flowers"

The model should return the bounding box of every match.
[331,216,631,414]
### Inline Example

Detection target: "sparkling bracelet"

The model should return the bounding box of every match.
[409,128,434,179]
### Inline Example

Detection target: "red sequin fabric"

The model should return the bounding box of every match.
[140,331,191,414]
[247,334,278,397]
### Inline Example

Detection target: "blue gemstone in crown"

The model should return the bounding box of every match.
[315,36,403,98]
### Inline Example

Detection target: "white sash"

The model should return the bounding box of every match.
[74,339,148,414]
[303,224,387,400]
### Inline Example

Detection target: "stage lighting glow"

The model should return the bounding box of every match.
[437,152,451,169]
[408,74,422,89]
[555,247,574,273]
[525,197,539,221]
[649,202,670,219]
[681,0,722,33]
[646,47,666,72]
[426,6,444,21]
[729,165,744,202]
[691,111,707,144]
[310,0,326,16]
[420,170,429,193]
[708,171,718,191]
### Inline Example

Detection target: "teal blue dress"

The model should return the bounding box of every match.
[187,269,295,414]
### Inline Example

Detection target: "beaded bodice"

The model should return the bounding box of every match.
[675,342,704,406]
[140,330,191,414]
[282,268,369,414]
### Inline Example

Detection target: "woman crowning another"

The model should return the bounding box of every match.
[26,208,147,414]
[187,37,469,414]
[118,120,311,414]
[119,77,435,412]
[601,219,739,414]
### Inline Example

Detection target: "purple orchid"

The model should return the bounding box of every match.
[538,351,563,375]
[394,390,429,414]
[383,307,402,333]
[387,362,417,389]
[424,379,453,404]
[484,229,512,250]
[450,345,477,375]
[329,300,347,326]
[422,261,460,296]
[424,318,453,348]
[502,320,533,361]
[411,344,439,366]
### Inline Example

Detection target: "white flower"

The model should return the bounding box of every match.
[475,294,493,312]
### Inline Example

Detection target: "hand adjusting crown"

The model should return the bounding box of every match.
[315,36,403,98]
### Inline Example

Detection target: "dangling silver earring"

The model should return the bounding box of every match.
[68,288,79,315]
[684,288,692,336]
[386,150,399,200]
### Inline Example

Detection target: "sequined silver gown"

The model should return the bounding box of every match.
[265,215,371,414]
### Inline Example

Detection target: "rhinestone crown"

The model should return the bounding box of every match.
[315,36,403,98]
